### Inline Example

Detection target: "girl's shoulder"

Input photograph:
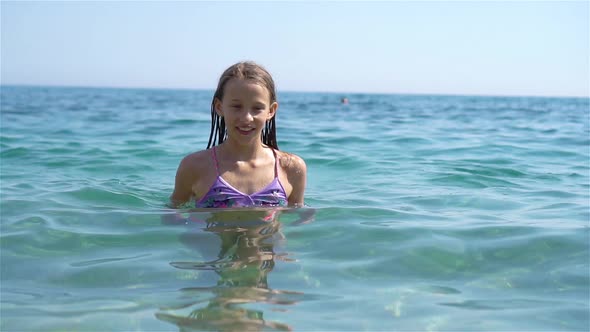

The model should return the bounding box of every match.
[276,150,307,176]
[178,149,212,174]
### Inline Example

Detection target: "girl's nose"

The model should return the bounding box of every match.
[241,111,254,122]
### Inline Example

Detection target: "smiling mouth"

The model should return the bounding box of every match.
[236,127,255,135]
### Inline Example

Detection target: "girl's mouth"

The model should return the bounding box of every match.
[236,127,255,135]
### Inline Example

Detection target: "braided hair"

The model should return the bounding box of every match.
[207,61,279,150]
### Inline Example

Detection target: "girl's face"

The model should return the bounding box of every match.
[215,78,277,146]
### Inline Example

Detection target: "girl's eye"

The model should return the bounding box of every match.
[231,105,241,109]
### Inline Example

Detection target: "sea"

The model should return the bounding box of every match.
[1,85,588,331]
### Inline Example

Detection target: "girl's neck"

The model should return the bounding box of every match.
[217,140,269,161]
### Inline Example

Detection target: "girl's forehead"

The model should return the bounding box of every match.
[223,79,270,99]
[225,78,262,90]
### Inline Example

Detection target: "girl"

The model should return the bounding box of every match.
[170,61,307,208]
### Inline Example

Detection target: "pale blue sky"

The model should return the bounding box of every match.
[2,1,588,97]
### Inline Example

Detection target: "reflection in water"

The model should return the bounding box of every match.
[157,209,303,331]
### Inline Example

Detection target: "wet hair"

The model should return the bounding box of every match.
[207,61,279,149]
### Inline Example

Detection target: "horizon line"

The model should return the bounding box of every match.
[1,83,588,100]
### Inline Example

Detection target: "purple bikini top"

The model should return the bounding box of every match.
[195,147,288,208]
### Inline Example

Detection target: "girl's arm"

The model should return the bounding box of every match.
[169,155,197,208]
[285,154,307,207]
[163,156,201,225]
[284,154,314,224]
[291,207,316,225]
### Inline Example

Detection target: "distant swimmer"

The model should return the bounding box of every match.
[341,97,349,105]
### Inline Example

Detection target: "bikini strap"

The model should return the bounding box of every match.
[211,146,220,176]
[271,148,279,178]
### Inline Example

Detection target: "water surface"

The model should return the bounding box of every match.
[1,86,588,331]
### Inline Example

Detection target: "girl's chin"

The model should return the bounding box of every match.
[227,133,260,144]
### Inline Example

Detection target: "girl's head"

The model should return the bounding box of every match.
[208,61,279,149]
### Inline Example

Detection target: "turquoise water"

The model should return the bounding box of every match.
[1,86,589,331]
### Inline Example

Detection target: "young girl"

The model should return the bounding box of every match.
[170,61,307,208]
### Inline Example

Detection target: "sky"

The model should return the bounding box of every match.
[1,1,588,97]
